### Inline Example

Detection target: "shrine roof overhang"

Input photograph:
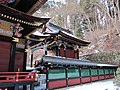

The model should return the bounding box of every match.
[0,4,50,37]
[42,56,118,67]
[58,31,90,46]
[28,34,50,47]
[45,22,90,46]
[8,0,48,14]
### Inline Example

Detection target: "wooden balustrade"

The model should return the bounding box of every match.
[0,72,36,83]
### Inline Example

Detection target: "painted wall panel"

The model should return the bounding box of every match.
[99,76,105,80]
[66,49,74,58]
[60,47,64,57]
[91,76,98,81]
[105,75,110,79]
[0,41,11,72]
[48,80,66,89]
[110,75,114,78]
[81,77,91,83]
[68,78,80,85]
[48,69,66,79]
[14,52,24,71]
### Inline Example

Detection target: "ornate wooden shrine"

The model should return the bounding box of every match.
[29,22,118,90]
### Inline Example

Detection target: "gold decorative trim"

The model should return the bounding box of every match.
[0,13,43,27]
[12,37,19,42]
[47,41,56,47]
[25,49,28,52]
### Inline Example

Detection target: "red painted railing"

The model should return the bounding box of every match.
[0,72,36,83]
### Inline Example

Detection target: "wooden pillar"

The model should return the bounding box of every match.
[103,68,105,79]
[64,47,66,57]
[46,67,49,90]
[9,38,17,72]
[23,40,28,72]
[58,46,60,56]
[89,67,92,82]
[79,67,81,84]
[77,49,79,59]
[108,68,110,78]
[31,51,33,67]
[23,41,28,90]
[23,51,27,72]
[97,68,100,81]
[56,47,58,56]
[65,67,68,87]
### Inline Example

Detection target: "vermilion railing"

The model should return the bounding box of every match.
[0,72,36,83]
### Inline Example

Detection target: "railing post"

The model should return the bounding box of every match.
[16,72,18,81]
[33,72,36,81]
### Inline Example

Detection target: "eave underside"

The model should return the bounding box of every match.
[8,0,48,14]
[0,4,50,38]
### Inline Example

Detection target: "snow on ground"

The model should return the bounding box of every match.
[26,79,120,90]
[56,79,120,90]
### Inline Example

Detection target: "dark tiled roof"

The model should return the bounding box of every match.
[45,22,90,46]
[42,55,118,67]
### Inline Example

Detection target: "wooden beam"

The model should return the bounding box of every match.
[9,42,16,72]
[0,35,12,42]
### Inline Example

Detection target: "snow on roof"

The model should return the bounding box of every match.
[97,64,118,67]
[26,66,35,70]
[33,31,50,36]
[46,22,90,44]
[61,30,90,43]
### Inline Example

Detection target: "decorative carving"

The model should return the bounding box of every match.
[73,45,79,51]
[12,37,19,42]
[0,19,13,37]
[10,23,23,37]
